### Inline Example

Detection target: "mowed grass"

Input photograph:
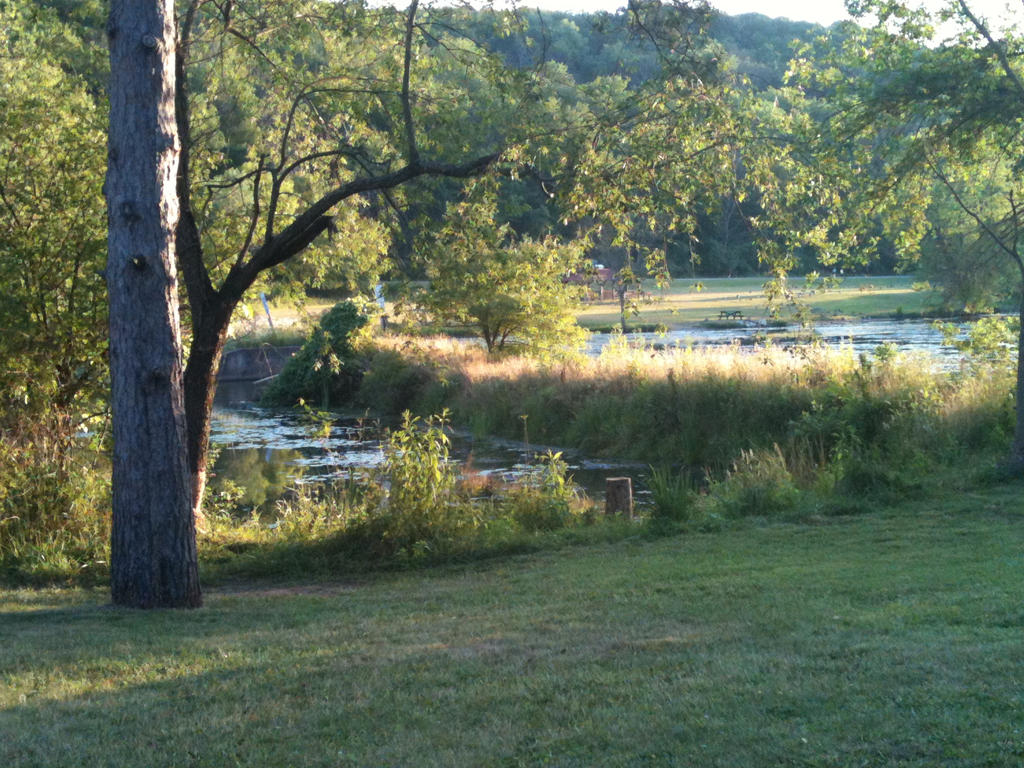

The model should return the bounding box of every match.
[247,276,938,336]
[576,275,939,328]
[4,486,1024,767]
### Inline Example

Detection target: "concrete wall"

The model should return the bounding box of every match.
[218,346,300,382]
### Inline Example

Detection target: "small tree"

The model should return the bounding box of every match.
[422,195,586,357]
[261,301,367,408]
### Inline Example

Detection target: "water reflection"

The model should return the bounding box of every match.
[208,407,646,508]
[211,446,305,508]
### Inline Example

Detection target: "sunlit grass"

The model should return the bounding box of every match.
[239,276,941,339]
[576,275,940,328]
[4,489,1024,766]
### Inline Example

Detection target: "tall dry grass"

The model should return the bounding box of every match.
[353,334,1014,498]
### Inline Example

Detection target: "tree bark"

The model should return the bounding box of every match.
[183,298,237,518]
[1012,293,1024,469]
[106,0,200,608]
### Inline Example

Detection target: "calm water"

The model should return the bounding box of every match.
[210,318,968,506]
[585,317,964,368]
[208,407,646,508]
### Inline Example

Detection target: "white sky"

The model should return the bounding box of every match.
[516,0,1022,29]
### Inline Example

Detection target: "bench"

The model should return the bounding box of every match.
[718,310,744,320]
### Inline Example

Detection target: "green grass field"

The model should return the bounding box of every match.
[576,275,939,329]
[246,275,939,338]
[4,484,1024,767]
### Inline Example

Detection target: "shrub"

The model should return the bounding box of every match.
[337,411,478,559]
[508,451,582,532]
[0,418,110,584]
[261,301,367,408]
[707,446,799,519]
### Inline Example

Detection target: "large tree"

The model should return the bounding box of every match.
[793,0,1024,464]
[105,0,199,607]
[100,0,755,605]
[172,0,739,523]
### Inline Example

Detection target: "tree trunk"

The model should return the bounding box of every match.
[1012,297,1024,469]
[184,299,237,520]
[106,0,200,608]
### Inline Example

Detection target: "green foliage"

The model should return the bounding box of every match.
[0,4,107,427]
[706,446,799,519]
[0,419,110,584]
[0,5,110,587]
[918,180,1018,313]
[261,301,367,408]
[646,466,699,521]
[938,316,1020,372]
[355,411,468,558]
[203,412,594,571]
[791,0,1024,455]
[354,348,456,417]
[507,451,581,532]
[350,339,1015,522]
[421,192,587,358]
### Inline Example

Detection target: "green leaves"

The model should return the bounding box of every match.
[421,189,586,359]
[0,3,107,426]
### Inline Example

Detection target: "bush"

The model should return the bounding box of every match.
[707,446,799,519]
[508,451,582,532]
[0,419,110,584]
[202,414,595,574]
[261,301,367,408]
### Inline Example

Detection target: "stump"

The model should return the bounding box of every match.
[605,477,633,517]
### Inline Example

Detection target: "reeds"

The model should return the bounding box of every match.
[353,334,1015,507]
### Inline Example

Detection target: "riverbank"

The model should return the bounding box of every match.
[350,335,1009,473]
[4,486,1024,766]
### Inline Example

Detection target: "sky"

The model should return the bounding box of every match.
[515,0,1021,29]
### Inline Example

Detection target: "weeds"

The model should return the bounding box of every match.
[3,329,1017,585]
[198,413,597,580]
[647,466,699,521]
[0,416,110,584]
[346,334,1015,523]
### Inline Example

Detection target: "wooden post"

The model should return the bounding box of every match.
[605,477,633,517]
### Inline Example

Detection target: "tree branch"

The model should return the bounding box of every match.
[176,0,216,307]
[926,152,1024,274]
[401,0,421,166]
[221,151,499,298]
[956,0,1024,102]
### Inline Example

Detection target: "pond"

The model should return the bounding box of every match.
[209,317,969,508]
[208,405,647,509]
[585,317,965,368]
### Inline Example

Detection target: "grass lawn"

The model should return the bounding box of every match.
[576,275,940,329]
[3,485,1024,766]
[246,276,941,338]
